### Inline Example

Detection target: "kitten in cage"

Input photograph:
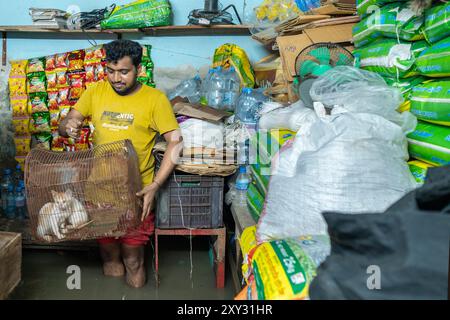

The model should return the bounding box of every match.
[36,189,89,242]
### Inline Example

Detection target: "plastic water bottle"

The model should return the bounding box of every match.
[13,164,23,187]
[200,68,215,105]
[235,88,259,125]
[207,67,227,110]
[168,75,202,103]
[1,169,13,216]
[222,67,241,112]
[15,183,26,220]
[6,184,15,219]
[235,166,250,206]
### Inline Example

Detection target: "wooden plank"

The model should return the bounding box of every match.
[0,25,251,36]
[230,202,256,236]
[0,232,21,300]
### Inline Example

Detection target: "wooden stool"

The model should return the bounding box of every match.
[154,227,226,288]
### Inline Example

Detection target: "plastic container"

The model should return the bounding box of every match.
[14,183,26,220]
[207,67,227,110]
[6,185,15,219]
[13,164,23,187]
[156,174,224,229]
[235,88,260,124]
[1,169,13,216]
[222,67,241,112]
[168,75,202,103]
[235,166,250,205]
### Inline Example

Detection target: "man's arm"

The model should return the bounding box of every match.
[137,129,183,220]
[59,109,85,139]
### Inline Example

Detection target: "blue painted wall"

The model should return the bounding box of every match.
[1,0,269,68]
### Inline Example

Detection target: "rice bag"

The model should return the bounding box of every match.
[28,92,48,114]
[411,40,429,58]
[56,68,69,88]
[8,77,27,96]
[410,80,450,126]
[50,109,60,129]
[353,3,425,48]
[11,96,28,117]
[416,37,450,77]
[31,132,52,150]
[10,60,28,76]
[408,160,433,184]
[27,57,45,73]
[27,72,46,93]
[407,121,450,166]
[14,136,31,156]
[353,39,417,78]
[58,87,70,105]
[47,91,59,110]
[31,112,51,133]
[384,76,428,100]
[423,2,450,44]
[12,117,30,135]
[67,50,85,71]
[55,53,68,69]
[45,55,56,71]
[46,71,57,90]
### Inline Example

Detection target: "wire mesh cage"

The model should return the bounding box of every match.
[24,140,142,243]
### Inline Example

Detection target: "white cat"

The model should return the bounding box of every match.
[36,189,89,242]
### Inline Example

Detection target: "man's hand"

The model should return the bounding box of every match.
[65,118,83,139]
[136,181,160,221]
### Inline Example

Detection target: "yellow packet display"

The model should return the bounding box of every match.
[12,117,30,136]
[10,60,28,76]
[8,77,27,96]
[11,96,28,117]
[14,136,31,156]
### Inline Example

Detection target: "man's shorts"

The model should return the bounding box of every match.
[97,212,155,246]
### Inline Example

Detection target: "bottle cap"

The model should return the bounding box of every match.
[239,166,246,173]
[242,88,252,94]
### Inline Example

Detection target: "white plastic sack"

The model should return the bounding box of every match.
[179,118,224,149]
[258,100,317,132]
[257,67,419,242]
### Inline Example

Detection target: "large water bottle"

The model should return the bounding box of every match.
[168,75,202,103]
[13,164,23,187]
[207,67,226,110]
[200,68,215,106]
[235,166,250,206]
[6,184,15,219]
[235,88,260,125]
[1,169,13,216]
[222,67,241,112]
[15,183,26,220]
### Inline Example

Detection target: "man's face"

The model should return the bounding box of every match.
[106,56,140,95]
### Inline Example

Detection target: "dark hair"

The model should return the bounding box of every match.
[104,39,142,68]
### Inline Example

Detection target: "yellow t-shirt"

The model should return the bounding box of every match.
[73,81,179,186]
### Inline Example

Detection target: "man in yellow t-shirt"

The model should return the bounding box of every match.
[59,40,181,288]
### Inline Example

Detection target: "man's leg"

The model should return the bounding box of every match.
[98,239,125,277]
[121,243,146,288]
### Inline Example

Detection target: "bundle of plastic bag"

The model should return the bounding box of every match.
[258,100,317,132]
[100,0,172,29]
[179,118,225,149]
[257,67,418,242]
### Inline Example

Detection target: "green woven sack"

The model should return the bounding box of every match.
[416,37,450,77]
[385,76,427,99]
[410,80,450,126]
[407,121,450,166]
[353,39,417,78]
[423,2,450,44]
[353,3,425,48]
[101,0,172,29]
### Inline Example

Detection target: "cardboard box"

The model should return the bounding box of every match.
[277,23,356,81]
